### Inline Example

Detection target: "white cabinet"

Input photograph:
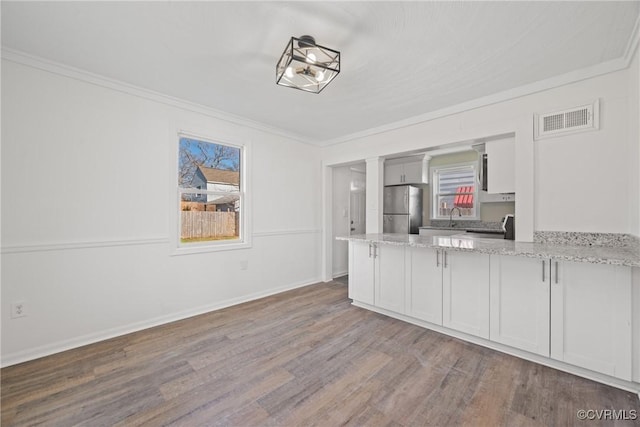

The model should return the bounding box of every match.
[489,255,550,356]
[348,239,636,386]
[550,260,632,380]
[442,251,491,339]
[485,138,515,194]
[408,247,443,325]
[384,163,405,186]
[384,159,427,185]
[376,244,406,313]
[402,160,425,184]
[348,241,375,305]
[348,241,405,312]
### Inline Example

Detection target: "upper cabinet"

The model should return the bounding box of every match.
[384,156,429,185]
[485,138,515,194]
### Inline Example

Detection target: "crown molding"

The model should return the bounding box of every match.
[4,11,639,151]
[0,48,318,146]
[321,14,640,148]
[320,55,630,148]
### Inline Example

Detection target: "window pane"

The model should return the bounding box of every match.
[433,164,477,219]
[180,194,240,243]
[437,195,475,217]
[179,137,240,191]
[437,167,475,193]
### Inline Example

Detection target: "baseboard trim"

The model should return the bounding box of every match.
[1,277,322,367]
[352,300,640,394]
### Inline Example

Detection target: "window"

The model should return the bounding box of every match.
[177,134,247,251]
[432,163,478,219]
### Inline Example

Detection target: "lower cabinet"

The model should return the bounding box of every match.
[489,255,550,356]
[348,241,375,305]
[442,251,491,339]
[550,260,632,381]
[408,247,443,325]
[348,241,405,312]
[348,240,635,383]
[375,244,406,313]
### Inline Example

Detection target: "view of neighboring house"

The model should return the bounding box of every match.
[191,166,240,212]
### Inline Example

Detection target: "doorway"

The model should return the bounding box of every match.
[332,163,366,279]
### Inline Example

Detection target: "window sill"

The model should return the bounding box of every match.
[171,240,251,256]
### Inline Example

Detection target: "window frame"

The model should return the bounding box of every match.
[431,161,480,220]
[172,131,251,255]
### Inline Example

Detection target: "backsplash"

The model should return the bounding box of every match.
[534,231,635,248]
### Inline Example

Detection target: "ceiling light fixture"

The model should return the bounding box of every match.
[276,35,340,94]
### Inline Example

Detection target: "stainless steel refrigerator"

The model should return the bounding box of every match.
[383,185,423,234]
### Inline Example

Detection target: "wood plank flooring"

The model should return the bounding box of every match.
[2,281,639,426]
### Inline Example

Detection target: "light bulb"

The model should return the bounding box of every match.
[316,70,325,82]
[285,66,294,78]
[306,52,316,63]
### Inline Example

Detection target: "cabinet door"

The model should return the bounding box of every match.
[349,241,374,305]
[486,138,515,194]
[489,255,550,356]
[408,247,442,325]
[443,251,490,338]
[384,163,404,186]
[375,244,406,313]
[550,261,632,380]
[402,160,425,184]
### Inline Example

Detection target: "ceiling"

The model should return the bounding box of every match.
[2,2,639,145]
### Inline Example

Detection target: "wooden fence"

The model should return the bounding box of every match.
[181,211,238,240]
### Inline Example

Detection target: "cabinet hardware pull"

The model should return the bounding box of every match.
[368,244,372,258]
[436,250,440,267]
[555,261,559,284]
[444,251,448,268]
[373,244,377,259]
[542,260,546,282]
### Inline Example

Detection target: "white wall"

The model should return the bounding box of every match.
[630,47,640,238]
[322,66,637,236]
[0,59,322,365]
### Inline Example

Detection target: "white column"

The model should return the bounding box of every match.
[515,118,534,242]
[366,157,384,234]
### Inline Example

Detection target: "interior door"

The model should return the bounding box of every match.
[350,170,366,235]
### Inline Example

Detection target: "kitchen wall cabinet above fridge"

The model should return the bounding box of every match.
[384,155,430,185]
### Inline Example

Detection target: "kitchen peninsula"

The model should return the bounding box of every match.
[337,232,640,393]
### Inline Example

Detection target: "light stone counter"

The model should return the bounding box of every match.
[337,233,640,267]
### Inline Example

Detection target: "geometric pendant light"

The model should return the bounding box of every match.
[276,35,340,94]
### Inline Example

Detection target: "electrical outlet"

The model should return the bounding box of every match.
[11,301,27,319]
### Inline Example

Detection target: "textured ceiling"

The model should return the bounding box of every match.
[2,2,639,145]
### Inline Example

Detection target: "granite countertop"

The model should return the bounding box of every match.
[336,233,640,267]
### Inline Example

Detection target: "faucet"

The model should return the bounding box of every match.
[449,207,462,228]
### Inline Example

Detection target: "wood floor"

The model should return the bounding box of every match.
[2,281,639,426]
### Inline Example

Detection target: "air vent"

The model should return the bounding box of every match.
[534,100,599,140]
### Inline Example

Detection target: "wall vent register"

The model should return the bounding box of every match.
[534,100,599,140]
